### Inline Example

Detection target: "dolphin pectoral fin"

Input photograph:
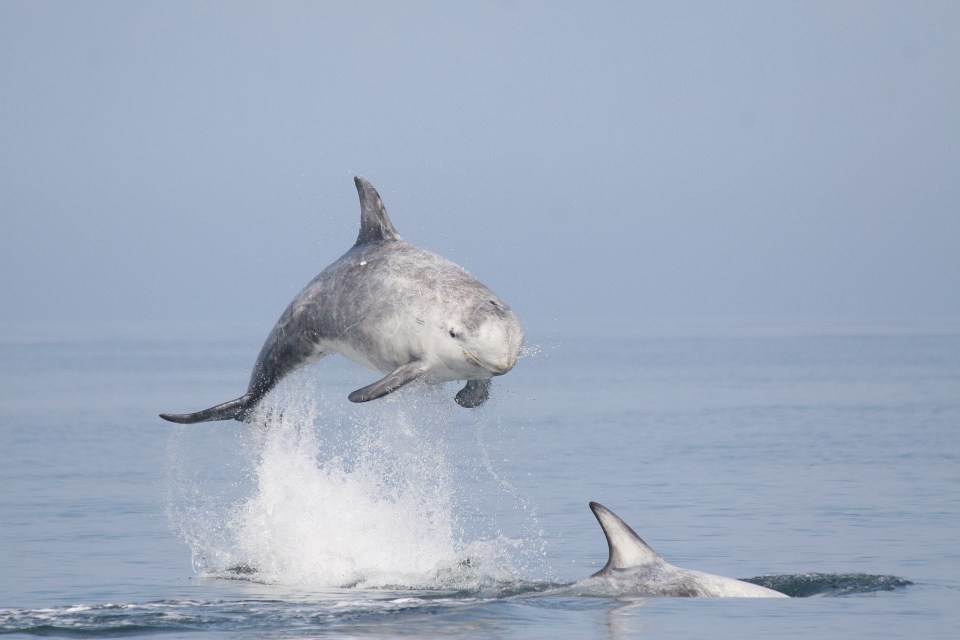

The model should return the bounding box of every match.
[455,378,491,408]
[160,394,256,424]
[348,361,428,403]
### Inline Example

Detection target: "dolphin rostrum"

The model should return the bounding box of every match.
[160,177,524,424]
[588,502,788,597]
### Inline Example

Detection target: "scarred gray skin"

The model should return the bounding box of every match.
[160,177,524,424]
[586,502,788,597]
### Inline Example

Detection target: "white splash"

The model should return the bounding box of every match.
[229,391,459,587]
[166,372,538,590]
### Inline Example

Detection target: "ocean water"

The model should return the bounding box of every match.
[1,318,958,638]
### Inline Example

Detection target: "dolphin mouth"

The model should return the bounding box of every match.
[462,347,516,376]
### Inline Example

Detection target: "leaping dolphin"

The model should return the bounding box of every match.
[160,177,524,424]
[587,502,788,597]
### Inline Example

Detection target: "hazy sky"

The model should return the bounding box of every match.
[2,1,958,333]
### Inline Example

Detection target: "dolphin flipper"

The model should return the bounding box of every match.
[348,361,429,403]
[159,394,255,424]
[455,378,491,408]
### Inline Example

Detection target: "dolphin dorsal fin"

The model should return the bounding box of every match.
[353,176,402,245]
[590,502,663,571]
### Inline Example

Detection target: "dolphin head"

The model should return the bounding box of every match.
[445,298,523,378]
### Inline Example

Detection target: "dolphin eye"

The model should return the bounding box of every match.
[449,329,459,338]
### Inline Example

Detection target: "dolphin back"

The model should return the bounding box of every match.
[587,502,789,597]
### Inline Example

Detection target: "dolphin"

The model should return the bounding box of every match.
[587,502,787,597]
[160,177,524,424]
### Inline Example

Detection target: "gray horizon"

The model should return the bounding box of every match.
[2,2,958,333]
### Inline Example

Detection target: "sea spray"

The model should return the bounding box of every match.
[458,410,551,582]
[164,417,251,575]
[228,384,460,587]
[165,370,543,590]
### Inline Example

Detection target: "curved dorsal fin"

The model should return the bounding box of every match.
[589,502,663,573]
[353,176,402,245]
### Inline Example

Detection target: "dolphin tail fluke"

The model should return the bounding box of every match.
[159,394,255,424]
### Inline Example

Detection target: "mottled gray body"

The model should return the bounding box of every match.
[160,177,523,424]
[586,502,787,598]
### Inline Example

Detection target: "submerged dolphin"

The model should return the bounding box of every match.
[160,177,524,424]
[587,502,787,597]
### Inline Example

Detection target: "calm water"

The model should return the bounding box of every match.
[1,319,958,638]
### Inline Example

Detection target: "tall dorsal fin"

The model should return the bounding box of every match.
[354,176,402,245]
[589,502,663,573]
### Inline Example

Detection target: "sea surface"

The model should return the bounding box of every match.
[1,318,958,638]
